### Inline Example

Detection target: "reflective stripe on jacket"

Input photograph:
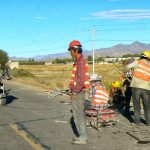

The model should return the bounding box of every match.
[92,85,110,104]
[69,61,90,88]
[133,60,150,82]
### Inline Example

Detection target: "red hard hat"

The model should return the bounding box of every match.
[69,40,82,48]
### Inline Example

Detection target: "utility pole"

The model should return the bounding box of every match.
[92,25,95,74]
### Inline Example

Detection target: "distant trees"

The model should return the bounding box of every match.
[18,53,141,65]
[106,55,112,58]
[52,58,73,64]
[87,56,93,61]
[19,59,45,65]
[0,49,9,66]
[19,58,74,65]
[122,53,140,58]
[97,57,104,62]
[53,58,66,64]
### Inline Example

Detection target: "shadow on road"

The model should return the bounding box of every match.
[6,95,18,105]
[118,108,147,125]
[70,115,79,137]
[117,107,134,123]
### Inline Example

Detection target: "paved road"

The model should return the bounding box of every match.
[0,81,149,150]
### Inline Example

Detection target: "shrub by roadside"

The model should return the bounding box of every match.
[11,68,35,78]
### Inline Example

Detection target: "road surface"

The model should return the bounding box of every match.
[0,81,149,150]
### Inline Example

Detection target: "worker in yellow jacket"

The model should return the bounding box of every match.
[126,50,150,126]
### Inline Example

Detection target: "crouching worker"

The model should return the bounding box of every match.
[85,74,117,128]
[110,81,125,108]
[88,74,110,109]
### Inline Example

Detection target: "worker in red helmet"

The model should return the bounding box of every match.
[68,40,82,58]
[68,40,89,145]
[69,40,82,48]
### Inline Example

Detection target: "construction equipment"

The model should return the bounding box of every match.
[85,105,117,131]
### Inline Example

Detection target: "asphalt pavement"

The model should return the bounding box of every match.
[0,80,149,150]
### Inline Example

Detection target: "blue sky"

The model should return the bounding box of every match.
[0,0,150,57]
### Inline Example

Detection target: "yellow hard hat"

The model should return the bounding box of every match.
[112,81,121,88]
[142,50,150,59]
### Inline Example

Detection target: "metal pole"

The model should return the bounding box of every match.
[92,25,95,74]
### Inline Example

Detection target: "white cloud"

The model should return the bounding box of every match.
[82,9,150,20]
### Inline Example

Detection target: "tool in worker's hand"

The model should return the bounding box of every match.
[113,66,131,82]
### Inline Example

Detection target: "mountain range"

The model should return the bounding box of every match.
[11,41,150,61]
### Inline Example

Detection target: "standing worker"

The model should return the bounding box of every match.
[126,50,150,126]
[123,69,133,113]
[68,40,90,144]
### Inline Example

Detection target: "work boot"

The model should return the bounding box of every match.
[131,122,143,128]
[72,137,78,141]
[146,123,150,126]
[72,139,87,145]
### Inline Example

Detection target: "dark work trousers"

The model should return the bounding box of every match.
[71,90,88,141]
[124,87,132,111]
[132,87,150,125]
